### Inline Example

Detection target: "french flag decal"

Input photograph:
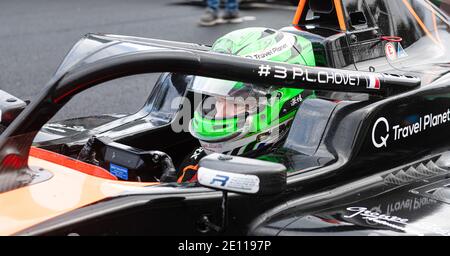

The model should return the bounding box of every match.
[367,75,380,90]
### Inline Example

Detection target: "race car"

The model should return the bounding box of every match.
[0,0,449,236]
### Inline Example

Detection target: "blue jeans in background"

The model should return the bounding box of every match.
[207,0,239,14]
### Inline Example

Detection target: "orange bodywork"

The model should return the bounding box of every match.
[0,147,158,235]
[333,0,347,31]
[292,0,308,27]
[292,0,347,31]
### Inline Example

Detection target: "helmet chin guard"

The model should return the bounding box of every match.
[197,119,291,156]
[188,110,253,144]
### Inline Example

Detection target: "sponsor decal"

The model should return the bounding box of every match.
[371,109,450,148]
[370,197,438,216]
[387,197,437,216]
[344,207,409,224]
[385,42,408,61]
[344,207,409,232]
[385,42,397,60]
[372,117,389,148]
[245,34,295,60]
[397,43,408,59]
[289,94,303,107]
[198,167,260,194]
[210,174,230,187]
[344,206,450,236]
[110,163,128,180]
[190,147,204,160]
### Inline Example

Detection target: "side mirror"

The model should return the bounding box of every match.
[197,153,287,196]
[0,90,26,128]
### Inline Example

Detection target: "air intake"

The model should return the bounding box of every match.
[383,156,450,186]
[429,187,450,204]
[411,178,450,205]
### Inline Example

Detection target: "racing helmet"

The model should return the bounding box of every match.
[188,27,316,155]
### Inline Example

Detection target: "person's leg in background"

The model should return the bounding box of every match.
[199,0,221,26]
[222,0,242,23]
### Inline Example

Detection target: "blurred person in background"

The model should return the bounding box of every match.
[199,0,242,26]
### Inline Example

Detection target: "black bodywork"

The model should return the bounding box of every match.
[1,0,450,236]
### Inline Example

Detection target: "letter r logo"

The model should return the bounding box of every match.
[210,175,229,187]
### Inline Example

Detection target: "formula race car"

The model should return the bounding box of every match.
[1,0,450,236]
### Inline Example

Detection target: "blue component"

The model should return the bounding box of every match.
[110,163,129,180]
[210,174,229,187]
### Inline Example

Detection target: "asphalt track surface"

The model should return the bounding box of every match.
[0,0,297,120]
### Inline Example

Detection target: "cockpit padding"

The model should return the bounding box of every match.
[280,26,351,68]
[283,98,337,156]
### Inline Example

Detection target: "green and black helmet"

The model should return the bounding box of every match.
[188,27,316,155]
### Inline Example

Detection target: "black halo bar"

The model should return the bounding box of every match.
[52,44,420,105]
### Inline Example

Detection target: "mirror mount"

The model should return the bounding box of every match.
[197,153,287,233]
[198,191,229,233]
[0,90,26,130]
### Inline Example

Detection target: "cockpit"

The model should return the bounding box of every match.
[283,0,450,73]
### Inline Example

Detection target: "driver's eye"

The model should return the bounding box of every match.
[214,98,239,118]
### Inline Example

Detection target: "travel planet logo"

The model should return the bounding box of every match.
[372,109,450,148]
[372,117,390,148]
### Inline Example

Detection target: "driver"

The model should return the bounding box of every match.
[177,27,316,183]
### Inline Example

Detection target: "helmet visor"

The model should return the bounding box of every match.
[189,76,270,99]
[201,96,259,119]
